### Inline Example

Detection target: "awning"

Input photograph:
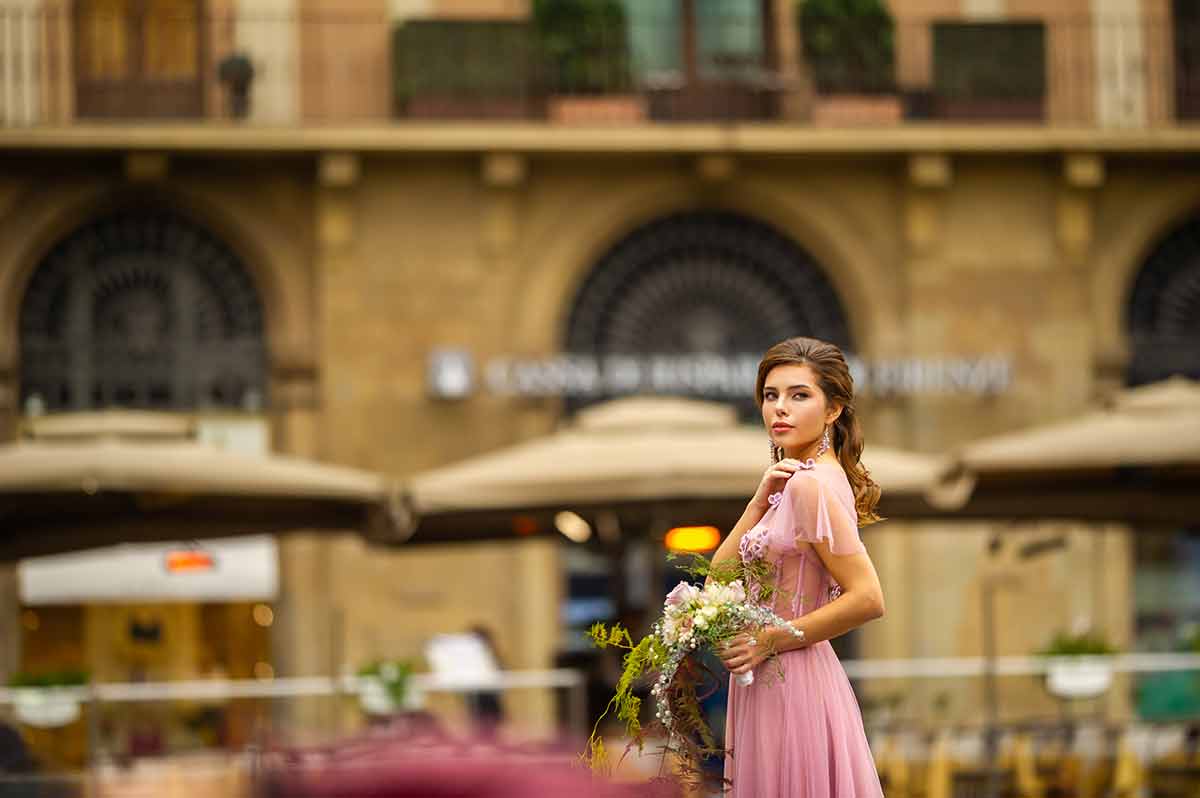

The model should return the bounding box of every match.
[405,397,952,543]
[957,376,1200,472]
[18,536,279,605]
[936,376,1200,523]
[0,411,401,560]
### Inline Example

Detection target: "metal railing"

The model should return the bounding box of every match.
[0,658,1199,797]
[1,7,1198,128]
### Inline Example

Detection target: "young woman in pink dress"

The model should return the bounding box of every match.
[712,336,886,797]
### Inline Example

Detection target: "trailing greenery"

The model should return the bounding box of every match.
[798,0,896,95]
[584,552,790,792]
[533,0,632,94]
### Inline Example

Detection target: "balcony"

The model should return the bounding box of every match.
[0,1,1197,131]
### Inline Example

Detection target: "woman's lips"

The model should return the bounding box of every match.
[771,424,793,433]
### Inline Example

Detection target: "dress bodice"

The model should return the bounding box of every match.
[738,462,864,622]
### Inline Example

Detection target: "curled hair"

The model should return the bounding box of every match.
[755,336,882,526]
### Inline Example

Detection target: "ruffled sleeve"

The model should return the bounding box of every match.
[773,469,864,556]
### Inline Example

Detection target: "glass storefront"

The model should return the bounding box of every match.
[1134,528,1200,719]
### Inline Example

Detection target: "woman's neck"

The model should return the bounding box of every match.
[785,442,833,462]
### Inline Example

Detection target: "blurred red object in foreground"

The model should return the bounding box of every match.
[258,720,678,798]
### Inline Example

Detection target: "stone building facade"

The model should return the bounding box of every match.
[0,0,1198,739]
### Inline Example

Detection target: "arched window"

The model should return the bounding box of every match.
[20,208,266,412]
[1126,216,1200,385]
[565,211,853,414]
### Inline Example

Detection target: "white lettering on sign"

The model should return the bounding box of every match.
[433,350,1013,400]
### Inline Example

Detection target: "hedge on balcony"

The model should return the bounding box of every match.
[392,20,535,117]
[932,22,1045,101]
[799,0,896,95]
[532,0,632,95]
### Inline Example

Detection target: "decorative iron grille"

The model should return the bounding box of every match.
[1127,216,1200,385]
[565,211,853,414]
[20,209,266,412]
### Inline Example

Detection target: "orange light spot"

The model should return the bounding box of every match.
[165,550,215,573]
[665,526,721,553]
[512,515,539,536]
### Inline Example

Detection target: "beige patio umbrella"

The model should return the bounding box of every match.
[405,397,951,543]
[935,376,1200,523]
[0,411,401,560]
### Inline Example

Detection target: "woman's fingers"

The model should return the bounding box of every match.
[722,638,760,670]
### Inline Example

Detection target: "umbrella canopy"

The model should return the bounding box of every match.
[0,411,400,560]
[405,397,951,543]
[959,376,1200,473]
[937,376,1200,523]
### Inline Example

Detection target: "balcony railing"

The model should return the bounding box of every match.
[0,5,1197,128]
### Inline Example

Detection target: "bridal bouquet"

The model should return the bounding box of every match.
[585,555,799,788]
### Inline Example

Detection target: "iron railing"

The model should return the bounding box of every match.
[0,9,1197,127]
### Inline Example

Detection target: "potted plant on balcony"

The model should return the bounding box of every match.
[356,659,418,716]
[1038,630,1117,700]
[798,0,902,126]
[533,0,645,124]
[9,669,88,728]
[392,19,536,120]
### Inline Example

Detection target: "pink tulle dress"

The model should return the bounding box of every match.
[724,461,884,798]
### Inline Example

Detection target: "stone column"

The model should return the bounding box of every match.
[0,565,20,681]
[771,0,813,121]
[268,151,361,739]
[511,539,562,734]
[480,152,527,259]
[1058,153,1120,399]
[0,177,22,677]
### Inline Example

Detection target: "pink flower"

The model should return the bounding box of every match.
[665,581,699,607]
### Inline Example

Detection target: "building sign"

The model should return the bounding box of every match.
[428,350,1013,400]
[18,536,278,605]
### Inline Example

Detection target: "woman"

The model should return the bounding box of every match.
[712,336,886,798]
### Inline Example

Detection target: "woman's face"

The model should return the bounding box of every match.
[761,363,840,456]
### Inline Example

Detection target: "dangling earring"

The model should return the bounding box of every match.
[813,426,832,460]
[768,439,780,465]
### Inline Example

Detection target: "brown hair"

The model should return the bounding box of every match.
[755,336,882,526]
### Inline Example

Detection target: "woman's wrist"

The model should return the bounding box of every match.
[770,622,806,653]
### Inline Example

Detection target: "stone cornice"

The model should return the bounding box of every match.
[1,124,1199,156]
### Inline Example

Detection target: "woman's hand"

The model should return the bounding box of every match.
[749,459,805,511]
[719,632,771,675]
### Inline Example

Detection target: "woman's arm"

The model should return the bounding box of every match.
[721,541,884,673]
[706,459,807,586]
[770,542,884,653]
[704,501,767,586]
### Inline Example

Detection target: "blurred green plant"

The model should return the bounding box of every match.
[357,659,414,706]
[533,0,632,94]
[1037,631,1118,657]
[391,20,533,113]
[798,0,895,95]
[8,669,89,688]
